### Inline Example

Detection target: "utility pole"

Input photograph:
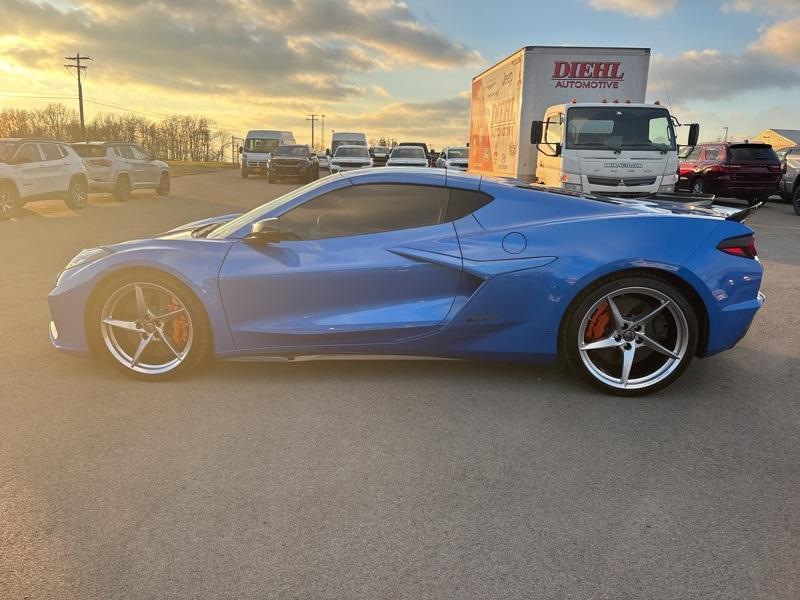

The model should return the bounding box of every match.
[306,113,318,149]
[321,114,325,151]
[64,53,92,139]
[723,127,729,143]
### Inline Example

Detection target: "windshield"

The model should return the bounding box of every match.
[391,147,425,159]
[208,177,334,239]
[332,139,366,153]
[0,142,15,161]
[447,148,468,159]
[244,138,279,154]
[566,107,676,152]
[335,147,369,158]
[729,145,779,163]
[274,145,309,157]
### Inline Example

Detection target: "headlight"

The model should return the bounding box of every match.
[563,182,582,192]
[65,247,112,270]
[659,184,677,193]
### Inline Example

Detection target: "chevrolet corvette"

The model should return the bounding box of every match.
[48,168,764,395]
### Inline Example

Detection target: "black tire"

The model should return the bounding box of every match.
[0,182,19,220]
[241,167,249,179]
[690,177,706,194]
[87,270,212,380]
[113,175,131,202]
[562,273,699,397]
[155,172,170,196]
[64,177,88,210]
[793,186,800,216]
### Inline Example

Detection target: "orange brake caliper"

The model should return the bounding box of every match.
[167,300,189,347]
[585,301,612,343]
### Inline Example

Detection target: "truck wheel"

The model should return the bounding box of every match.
[0,183,19,220]
[691,177,706,194]
[793,186,800,216]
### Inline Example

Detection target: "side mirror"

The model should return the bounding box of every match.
[309,153,317,158]
[244,218,298,245]
[530,121,544,144]
[238,146,243,154]
[687,123,700,147]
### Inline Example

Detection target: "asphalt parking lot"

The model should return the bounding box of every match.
[2,169,799,599]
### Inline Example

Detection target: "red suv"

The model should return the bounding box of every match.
[679,142,782,205]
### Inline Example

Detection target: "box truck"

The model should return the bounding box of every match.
[469,46,698,196]
[331,132,367,155]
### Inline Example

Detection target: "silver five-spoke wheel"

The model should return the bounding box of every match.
[100,282,194,375]
[565,276,698,396]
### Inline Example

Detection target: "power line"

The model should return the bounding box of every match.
[64,53,92,139]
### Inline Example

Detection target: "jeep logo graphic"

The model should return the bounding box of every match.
[552,61,625,89]
[603,162,643,169]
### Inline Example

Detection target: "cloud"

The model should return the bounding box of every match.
[0,0,481,102]
[587,0,676,18]
[649,48,800,101]
[370,85,390,97]
[752,17,800,65]
[721,0,800,15]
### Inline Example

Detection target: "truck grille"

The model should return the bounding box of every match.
[587,176,656,187]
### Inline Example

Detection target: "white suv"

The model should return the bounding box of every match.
[0,138,89,220]
[72,142,170,202]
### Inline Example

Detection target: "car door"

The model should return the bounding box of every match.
[113,144,137,184]
[218,183,464,352]
[129,144,157,186]
[12,143,45,199]
[37,142,69,195]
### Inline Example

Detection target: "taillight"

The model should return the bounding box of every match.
[88,158,112,167]
[717,235,757,259]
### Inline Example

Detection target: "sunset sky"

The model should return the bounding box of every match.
[1,0,798,149]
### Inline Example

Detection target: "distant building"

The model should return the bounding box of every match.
[751,129,800,150]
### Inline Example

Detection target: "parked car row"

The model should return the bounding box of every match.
[0,137,170,220]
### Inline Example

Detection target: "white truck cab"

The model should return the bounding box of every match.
[240,130,295,178]
[469,46,699,197]
[532,101,698,196]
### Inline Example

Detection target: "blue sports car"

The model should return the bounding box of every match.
[48,168,764,395]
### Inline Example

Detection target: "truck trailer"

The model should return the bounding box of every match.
[468,46,698,197]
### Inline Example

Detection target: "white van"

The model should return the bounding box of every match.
[331,132,367,156]
[240,130,295,178]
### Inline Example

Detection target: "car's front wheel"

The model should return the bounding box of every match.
[793,186,800,216]
[563,275,698,396]
[0,182,19,220]
[155,172,170,196]
[691,177,706,194]
[65,178,88,210]
[89,272,211,379]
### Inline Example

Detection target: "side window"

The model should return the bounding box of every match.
[704,146,721,161]
[130,145,150,160]
[115,145,135,160]
[545,115,563,145]
[685,146,701,161]
[444,189,493,222]
[278,184,447,240]
[39,143,63,161]
[14,143,42,163]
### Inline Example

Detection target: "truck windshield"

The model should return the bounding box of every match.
[566,107,676,152]
[335,147,368,158]
[244,138,279,153]
[447,148,468,159]
[332,140,366,154]
[391,147,425,159]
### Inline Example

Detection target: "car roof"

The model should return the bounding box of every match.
[1,137,67,144]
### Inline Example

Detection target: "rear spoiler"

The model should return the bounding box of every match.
[726,201,763,222]
[645,191,715,207]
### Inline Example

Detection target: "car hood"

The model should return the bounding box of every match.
[161,213,243,236]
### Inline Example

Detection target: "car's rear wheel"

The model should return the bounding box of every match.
[155,172,170,196]
[691,177,706,194]
[563,275,698,396]
[113,175,131,202]
[793,186,800,216]
[65,178,88,210]
[90,272,211,379]
[0,183,19,220]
